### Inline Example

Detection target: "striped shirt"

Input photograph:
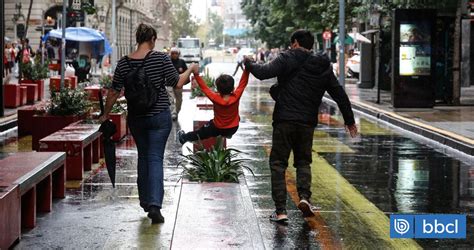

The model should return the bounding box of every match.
[112,50,179,116]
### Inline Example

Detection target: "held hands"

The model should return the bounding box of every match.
[189,63,199,74]
[345,124,359,138]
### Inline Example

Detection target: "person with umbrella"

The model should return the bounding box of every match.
[99,23,196,224]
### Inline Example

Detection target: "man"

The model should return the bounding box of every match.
[232,47,244,76]
[169,47,188,120]
[244,29,358,223]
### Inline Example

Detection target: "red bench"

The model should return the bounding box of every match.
[19,83,38,104]
[0,152,66,249]
[39,122,102,180]
[20,79,45,101]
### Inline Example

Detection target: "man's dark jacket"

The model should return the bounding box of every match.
[245,48,355,127]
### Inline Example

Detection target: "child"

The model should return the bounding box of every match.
[177,69,250,144]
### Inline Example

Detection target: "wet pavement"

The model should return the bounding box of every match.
[0,62,473,249]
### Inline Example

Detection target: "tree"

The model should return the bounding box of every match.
[207,12,224,44]
[169,0,198,42]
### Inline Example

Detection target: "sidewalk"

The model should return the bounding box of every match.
[336,84,474,156]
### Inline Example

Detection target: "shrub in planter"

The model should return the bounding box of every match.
[190,72,216,99]
[178,137,253,183]
[20,57,49,100]
[31,87,91,150]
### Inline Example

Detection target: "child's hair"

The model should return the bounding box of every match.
[215,74,235,95]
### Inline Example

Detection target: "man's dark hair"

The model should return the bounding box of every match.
[136,23,157,44]
[215,74,235,95]
[25,38,29,44]
[290,29,314,50]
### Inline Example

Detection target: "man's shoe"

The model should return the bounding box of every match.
[269,211,288,223]
[147,206,165,224]
[297,199,319,218]
[177,130,186,145]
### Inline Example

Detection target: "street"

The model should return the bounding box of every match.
[1,62,471,249]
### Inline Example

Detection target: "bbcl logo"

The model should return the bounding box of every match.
[390,214,466,239]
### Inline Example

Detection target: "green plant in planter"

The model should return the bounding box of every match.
[21,57,49,80]
[178,137,253,182]
[111,99,127,113]
[190,72,216,99]
[99,74,113,89]
[48,86,91,116]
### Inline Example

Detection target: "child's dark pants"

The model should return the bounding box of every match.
[182,120,238,142]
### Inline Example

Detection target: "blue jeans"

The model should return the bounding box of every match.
[128,109,172,210]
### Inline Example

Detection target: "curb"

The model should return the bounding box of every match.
[0,115,17,134]
[323,97,474,156]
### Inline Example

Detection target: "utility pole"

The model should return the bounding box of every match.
[111,0,117,71]
[338,0,345,89]
[60,0,67,89]
[1,0,5,116]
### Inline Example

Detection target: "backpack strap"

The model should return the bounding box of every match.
[124,50,154,69]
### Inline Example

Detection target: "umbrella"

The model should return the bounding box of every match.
[42,27,113,56]
[348,32,371,43]
[333,35,355,45]
[98,91,117,188]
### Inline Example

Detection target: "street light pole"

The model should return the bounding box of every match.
[60,0,67,89]
[338,0,345,89]
[111,0,117,71]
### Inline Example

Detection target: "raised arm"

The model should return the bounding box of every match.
[193,73,220,101]
[233,70,250,98]
[244,53,287,80]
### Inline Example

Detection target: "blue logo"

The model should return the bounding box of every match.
[390,214,466,239]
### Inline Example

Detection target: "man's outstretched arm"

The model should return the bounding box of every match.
[243,54,286,80]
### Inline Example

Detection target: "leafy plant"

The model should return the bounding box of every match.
[99,74,113,89]
[21,57,49,80]
[190,72,216,99]
[111,98,127,113]
[178,137,253,183]
[48,86,91,116]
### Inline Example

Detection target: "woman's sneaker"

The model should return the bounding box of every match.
[297,199,320,218]
[177,130,186,145]
[147,206,165,224]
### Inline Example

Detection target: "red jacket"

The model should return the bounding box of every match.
[194,70,250,129]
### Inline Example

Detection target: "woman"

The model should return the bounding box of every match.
[99,23,196,224]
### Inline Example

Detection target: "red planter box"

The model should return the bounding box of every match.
[192,109,226,152]
[110,112,127,141]
[67,76,78,89]
[31,114,84,151]
[19,86,27,106]
[84,85,107,101]
[18,106,38,136]
[20,84,38,104]
[4,84,20,108]
[20,79,44,101]
[49,76,72,92]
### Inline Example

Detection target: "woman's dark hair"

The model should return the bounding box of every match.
[290,29,314,50]
[215,74,235,95]
[136,23,157,44]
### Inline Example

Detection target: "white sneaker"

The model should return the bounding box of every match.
[297,199,319,218]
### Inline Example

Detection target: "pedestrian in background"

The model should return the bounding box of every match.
[168,47,188,120]
[244,29,358,223]
[232,46,244,76]
[99,23,196,224]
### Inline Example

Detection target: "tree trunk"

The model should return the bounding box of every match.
[452,0,462,105]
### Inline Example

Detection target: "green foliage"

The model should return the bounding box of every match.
[179,137,253,183]
[190,72,216,99]
[99,74,113,89]
[21,57,49,80]
[48,87,91,116]
[207,12,224,45]
[241,0,459,48]
[170,0,198,42]
[111,98,127,114]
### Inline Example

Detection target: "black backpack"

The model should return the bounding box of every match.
[123,50,159,116]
